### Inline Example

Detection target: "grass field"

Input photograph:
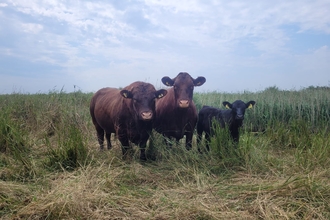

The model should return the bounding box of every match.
[1,86,330,219]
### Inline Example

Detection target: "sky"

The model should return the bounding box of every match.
[0,0,330,94]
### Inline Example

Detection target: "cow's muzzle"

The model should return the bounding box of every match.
[236,114,244,120]
[179,100,189,108]
[141,111,153,120]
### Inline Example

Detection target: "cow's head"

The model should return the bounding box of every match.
[121,83,167,121]
[161,72,206,108]
[223,100,256,120]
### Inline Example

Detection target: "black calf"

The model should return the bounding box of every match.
[197,100,256,151]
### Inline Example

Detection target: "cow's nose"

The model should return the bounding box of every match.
[141,111,153,120]
[179,100,189,108]
[236,114,244,119]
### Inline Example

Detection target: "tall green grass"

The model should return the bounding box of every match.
[0,90,93,180]
[195,86,330,132]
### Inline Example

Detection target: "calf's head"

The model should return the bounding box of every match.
[120,83,167,121]
[223,100,256,120]
[161,72,206,108]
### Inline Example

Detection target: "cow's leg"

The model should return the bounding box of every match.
[196,122,204,152]
[231,130,239,145]
[105,132,112,149]
[118,132,131,159]
[120,141,130,157]
[175,138,181,148]
[163,134,173,148]
[185,132,193,150]
[196,131,202,146]
[205,132,210,151]
[139,141,147,161]
[95,125,105,150]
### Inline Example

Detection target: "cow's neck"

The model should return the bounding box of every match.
[176,106,189,115]
[231,118,243,128]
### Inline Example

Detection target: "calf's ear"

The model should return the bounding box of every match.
[161,77,174,87]
[247,101,256,109]
[120,90,133,99]
[155,89,167,99]
[194,77,206,86]
[223,101,232,109]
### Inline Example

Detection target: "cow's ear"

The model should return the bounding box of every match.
[194,77,206,86]
[161,77,174,87]
[223,101,232,109]
[247,101,256,109]
[120,90,133,99]
[155,89,167,99]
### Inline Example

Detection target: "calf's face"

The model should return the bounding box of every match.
[223,100,256,120]
[121,85,167,121]
[162,72,206,108]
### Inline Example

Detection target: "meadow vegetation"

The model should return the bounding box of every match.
[0,86,330,219]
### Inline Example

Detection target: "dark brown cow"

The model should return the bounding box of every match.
[90,81,167,160]
[153,72,206,150]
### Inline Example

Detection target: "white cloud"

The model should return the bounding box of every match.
[144,0,205,13]
[20,22,43,34]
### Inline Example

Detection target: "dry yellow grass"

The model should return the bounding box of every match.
[2,142,328,219]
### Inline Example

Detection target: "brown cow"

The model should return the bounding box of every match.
[153,72,206,150]
[90,81,167,160]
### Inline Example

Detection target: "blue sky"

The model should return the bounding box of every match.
[1,0,329,94]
